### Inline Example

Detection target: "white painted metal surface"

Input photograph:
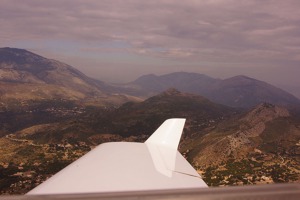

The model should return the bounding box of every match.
[14,184,300,200]
[27,118,207,195]
[145,118,186,150]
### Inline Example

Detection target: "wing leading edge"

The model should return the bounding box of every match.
[28,118,207,195]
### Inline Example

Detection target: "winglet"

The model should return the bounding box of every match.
[145,118,186,150]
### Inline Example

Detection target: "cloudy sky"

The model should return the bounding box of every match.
[1,0,300,97]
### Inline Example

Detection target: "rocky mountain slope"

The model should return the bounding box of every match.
[119,72,300,108]
[181,103,300,185]
[0,47,137,109]
[184,103,292,165]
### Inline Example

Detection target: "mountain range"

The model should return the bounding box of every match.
[119,72,300,108]
[1,47,300,109]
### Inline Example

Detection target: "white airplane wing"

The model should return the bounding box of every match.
[27,118,207,195]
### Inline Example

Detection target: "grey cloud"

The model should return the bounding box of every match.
[1,0,300,88]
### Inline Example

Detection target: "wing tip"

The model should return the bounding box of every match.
[145,118,186,149]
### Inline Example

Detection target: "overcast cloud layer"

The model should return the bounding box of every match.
[1,0,300,97]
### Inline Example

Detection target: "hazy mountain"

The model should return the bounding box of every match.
[209,75,300,108]
[0,47,136,109]
[0,47,101,91]
[121,72,300,108]
[2,48,299,109]
[118,72,219,97]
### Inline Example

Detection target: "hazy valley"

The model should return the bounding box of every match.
[0,48,300,194]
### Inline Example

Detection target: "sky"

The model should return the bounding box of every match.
[1,0,300,97]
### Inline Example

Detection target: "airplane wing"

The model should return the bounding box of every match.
[27,118,207,195]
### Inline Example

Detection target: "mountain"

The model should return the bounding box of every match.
[183,103,292,166]
[120,72,300,108]
[181,102,300,185]
[2,48,298,109]
[0,47,136,109]
[1,89,300,193]
[0,47,101,93]
[13,89,237,144]
[208,75,300,108]
[118,72,218,97]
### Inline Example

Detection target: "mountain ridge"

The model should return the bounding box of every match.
[179,102,300,185]
[122,72,300,108]
[0,47,137,108]
[1,47,299,109]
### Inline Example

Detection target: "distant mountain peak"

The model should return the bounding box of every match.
[0,47,57,74]
[157,88,206,99]
[1,47,31,53]
[126,72,300,108]
[148,88,217,107]
[221,75,259,86]
[231,75,254,80]
[161,88,182,96]
[0,47,45,61]
[0,47,135,107]
[241,102,290,125]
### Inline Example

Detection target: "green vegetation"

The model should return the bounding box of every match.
[0,159,74,194]
[0,138,88,194]
[202,158,299,186]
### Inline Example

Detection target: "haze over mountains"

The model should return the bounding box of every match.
[120,72,300,108]
[0,47,299,144]
[1,47,299,110]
